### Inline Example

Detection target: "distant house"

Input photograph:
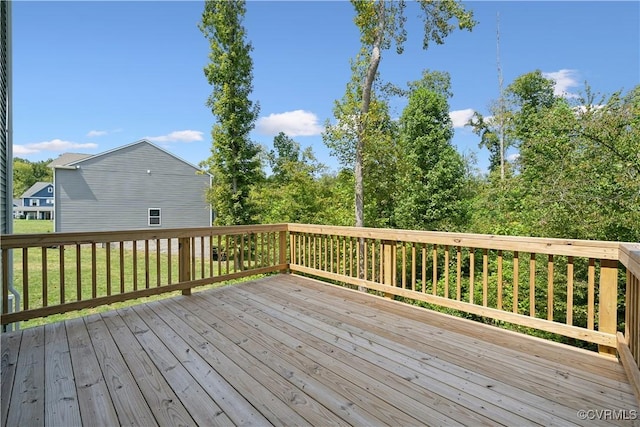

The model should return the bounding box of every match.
[50,139,212,232]
[17,182,54,220]
[12,199,22,219]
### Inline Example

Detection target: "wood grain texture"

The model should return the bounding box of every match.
[2,275,638,427]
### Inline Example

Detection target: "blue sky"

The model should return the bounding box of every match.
[11,1,640,173]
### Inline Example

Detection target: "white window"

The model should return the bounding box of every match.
[47,187,53,193]
[30,199,39,207]
[148,208,161,226]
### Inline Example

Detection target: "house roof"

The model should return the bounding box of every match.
[20,182,53,199]
[48,153,92,168]
[53,139,209,175]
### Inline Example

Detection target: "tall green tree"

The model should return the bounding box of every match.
[344,0,475,228]
[200,0,261,225]
[323,55,399,228]
[394,77,468,231]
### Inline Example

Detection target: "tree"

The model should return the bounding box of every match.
[345,0,475,228]
[252,135,335,224]
[268,132,300,183]
[323,55,399,228]
[13,158,53,198]
[200,0,261,225]
[394,78,468,231]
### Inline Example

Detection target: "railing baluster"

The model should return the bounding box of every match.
[588,258,595,329]
[422,245,427,294]
[547,255,554,321]
[42,248,48,307]
[401,243,407,290]
[76,245,81,301]
[191,237,196,278]
[132,241,138,291]
[497,250,503,310]
[91,243,97,299]
[513,251,519,313]
[225,235,230,274]
[22,248,28,310]
[411,243,416,292]
[356,238,360,278]
[469,249,475,304]
[157,239,162,287]
[145,240,150,289]
[444,245,450,299]
[119,242,125,293]
[323,235,327,270]
[529,253,536,317]
[106,243,112,296]
[363,240,368,281]
[432,244,438,296]
[371,241,376,283]
[167,239,173,284]
[240,235,245,272]
[59,245,65,304]
[201,236,205,278]
[330,235,335,273]
[566,256,573,325]
[482,249,488,306]
[456,246,462,301]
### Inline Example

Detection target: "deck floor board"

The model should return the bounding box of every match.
[2,274,638,426]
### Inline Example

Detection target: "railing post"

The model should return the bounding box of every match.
[179,237,191,295]
[598,259,618,356]
[279,230,287,272]
[383,240,394,299]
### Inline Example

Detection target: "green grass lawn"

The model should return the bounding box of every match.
[6,223,271,328]
[12,219,54,234]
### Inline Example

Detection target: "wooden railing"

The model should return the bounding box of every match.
[619,244,640,403]
[1,224,288,324]
[288,224,628,356]
[2,223,639,367]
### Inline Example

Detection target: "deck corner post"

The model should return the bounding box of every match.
[279,230,288,273]
[178,237,192,295]
[598,259,618,357]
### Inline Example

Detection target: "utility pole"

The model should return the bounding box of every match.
[497,12,505,181]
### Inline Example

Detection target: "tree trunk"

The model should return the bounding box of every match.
[355,2,385,291]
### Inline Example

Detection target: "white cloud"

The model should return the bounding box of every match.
[13,145,39,155]
[145,130,204,143]
[256,110,323,137]
[87,130,108,137]
[449,109,475,128]
[543,69,580,98]
[507,153,520,162]
[14,139,98,155]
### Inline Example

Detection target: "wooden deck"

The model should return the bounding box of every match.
[2,274,639,426]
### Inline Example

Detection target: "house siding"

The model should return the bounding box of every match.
[1,0,12,236]
[55,142,211,232]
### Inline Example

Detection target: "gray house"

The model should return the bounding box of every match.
[51,139,212,232]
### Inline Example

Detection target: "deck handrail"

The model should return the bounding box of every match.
[287,224,640,357]
[618,244,640,403]
[1,224,288,325]
[2,224,639,360]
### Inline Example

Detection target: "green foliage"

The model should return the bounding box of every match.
[13,158,53,198]
[200,0,262,225]
[252,135,332,224]
[325,0,475,227]
[394,83,468,231]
